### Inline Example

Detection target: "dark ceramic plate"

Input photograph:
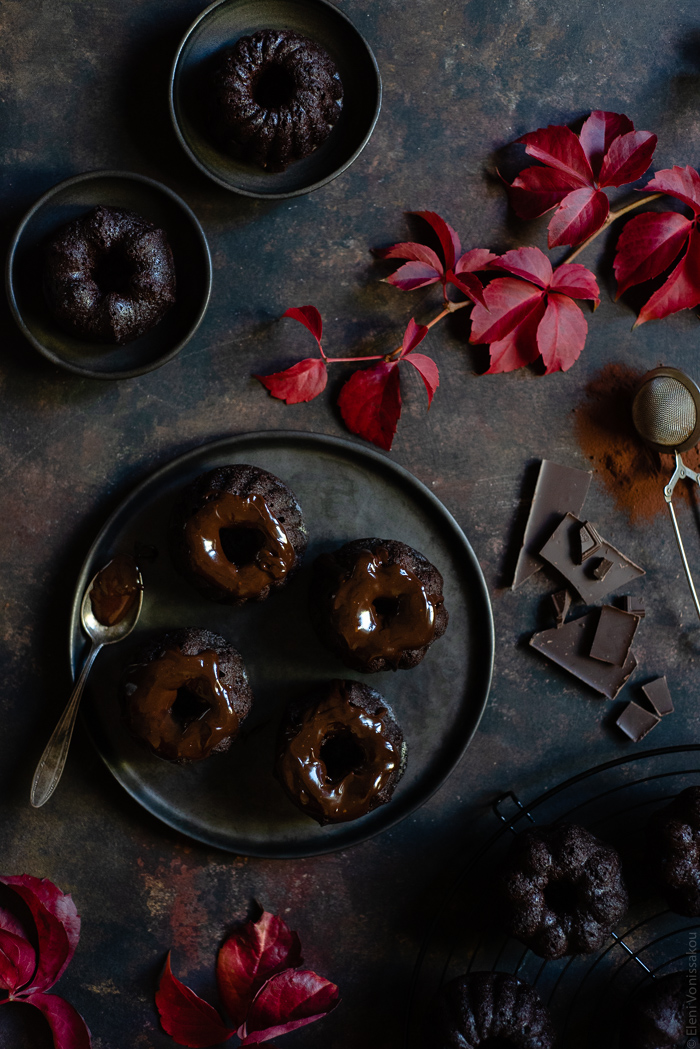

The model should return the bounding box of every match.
[71,431,493,857]
[170,0,381,198]
[6,171,212,379]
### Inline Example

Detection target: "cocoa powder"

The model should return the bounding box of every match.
[573,362,700,522]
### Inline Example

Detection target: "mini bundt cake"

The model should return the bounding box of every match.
[121,628,252,763]
[169,464,307,605]
[275,679,407,825]
[428,972,557,1049]
[310,538,448,673]
[44,205,176,344]
[498,822,628,959]
[208,29,344,171]
[647,787,700,916]
[621,972,690,1049]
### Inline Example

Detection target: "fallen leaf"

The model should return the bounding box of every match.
[20,993,92,1049]
[156,954,233,1049]
[282,306,323,349]
[337,362,401,451]
[237,969,339,1044]
[255,358,327,404]
[0,875,79,993]
[0,929,36,993]
[216,912,302,1028]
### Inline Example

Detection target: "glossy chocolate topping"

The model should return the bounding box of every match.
[278,681,403,823]
[90,554,142,627]
[123,648,241,762]
[325,547,436,665]
[182,492,295,599]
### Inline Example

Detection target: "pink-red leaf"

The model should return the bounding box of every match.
[237,969,340,1044]
[384,260,443,290]
[548,263,601,306]
[255,358,327,404]
[579,111,634,178]
[635,225,700,325]
[484,298,546,374]
[454,248,498,274]
[20,993,91,1049]
[518,125,593,184]
[412,211,460,269]
[614,211,692,297]
[508,165,584,219]
[0,876,79,993]
[400,317,429,358]
[470,277,544,345]
[546,187,609,248]
[216,912,302,1028]
[645,166,700,215]
[447,270,487,306]
[374,241,444,272]
[337,362,401,451]
[282,306,323,346]
[492,246,553,288]
[536,293,588,373]
[156,954,233,1049]
[0,929,36,993]
[403,353,439,405]
[598,129,657,188]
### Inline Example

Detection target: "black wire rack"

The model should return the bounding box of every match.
[406,745,700,1048]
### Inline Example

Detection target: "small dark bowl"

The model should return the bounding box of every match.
[170,0,381,198]
[6,171,212,379]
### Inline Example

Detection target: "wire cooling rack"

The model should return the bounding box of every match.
[407,745,700,1048]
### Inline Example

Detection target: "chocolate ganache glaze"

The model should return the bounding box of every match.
[122,629,252,763]
[90,554,142,627]
[275,680,407,824]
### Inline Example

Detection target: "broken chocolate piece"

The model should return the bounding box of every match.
[616,702,661,742]
[593,558,614,581]
[589,605,640,666]
[539,513,645,603]
[530,610,637,699]
[512,461,592,589]
[578,521,603,563]
[642,676,674,716]
[551,589,572,627]
[623,595,646,618]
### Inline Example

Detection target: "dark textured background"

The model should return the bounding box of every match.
[2,0,700,1046]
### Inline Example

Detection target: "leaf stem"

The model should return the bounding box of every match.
[563,192,662,264]
[326,354,385,364]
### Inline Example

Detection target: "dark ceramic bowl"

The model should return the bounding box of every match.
[6,171,212,379]
[170,0,381,198]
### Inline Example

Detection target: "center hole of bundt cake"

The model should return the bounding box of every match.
[93,245,134,295]
[321,733,365,783]
[544,878,579,916]
[171,686,208,727]
[373,596,400,621]
[219,526,266,566]
[253,63,297,109]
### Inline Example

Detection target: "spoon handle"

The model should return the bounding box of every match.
[30,641,102,808]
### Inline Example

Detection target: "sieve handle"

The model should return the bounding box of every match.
[666,499,700,621]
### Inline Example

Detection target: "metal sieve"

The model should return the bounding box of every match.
[632,366,700,621]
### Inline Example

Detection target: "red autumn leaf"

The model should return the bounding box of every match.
[156,954,233,1049]
[282,306,323,348]
[454,248,499,274]
[0,928,36,992]
[255,358,327,404]
[484,298,546,374]
[399,317,429,357]
[216,911,302,1028]
[383,260,444,291]
[403,353,439,405]
[646,165,700,213]
[537,293,589,373]
[20,993,92,1049]
[337,362,401,451]
[614,211,692,297]
[0,875,79,993]
[507,111,657,246]
[493,246,552,287]
[635,225,700,325]
[237,969,340,1044]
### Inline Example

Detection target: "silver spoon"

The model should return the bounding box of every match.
[30,560,143,808]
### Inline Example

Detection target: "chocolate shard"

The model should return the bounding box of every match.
[551,589,572,627]
[623,595,646,618]
[578,521,603,563]
[539,513,645,603]
[593,557,614,581]
[616,701,661,742]
[512,461,592,589]
[589,605,640,666]
[530,610,637,699]
[642,676,674,717]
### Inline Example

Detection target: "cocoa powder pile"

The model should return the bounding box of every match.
[573,362,700,522]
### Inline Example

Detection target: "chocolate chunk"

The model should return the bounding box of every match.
[539,513,645,603]
[616,701,661,742]
[578,521,603,563]
[530,610,637,699]
[623,595,645,618]
[551,589,572,627]
[589,605,640,666]
[642,676,674,716]
[512,461,591,589]
[593,557,614,580]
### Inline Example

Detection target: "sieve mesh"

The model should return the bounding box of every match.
[632,375,697,447]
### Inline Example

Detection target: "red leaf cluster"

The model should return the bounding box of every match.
[0,874,91,1049]
[507,111,657,247]
[469,247,600,373]
[614,166,700,324]
[254,307,327,404]
[156,910,339,1048]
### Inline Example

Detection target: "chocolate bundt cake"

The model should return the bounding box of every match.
[121,628,252,763]
[498,822,628,959]
[208,29,343,171]
[428,972,557,1049]
[44,205,176,344]
[621,972,691,1049]
[169,464,307,605]
[275,679,407,825]
[647,787,700,916]
[310,538,448,673]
